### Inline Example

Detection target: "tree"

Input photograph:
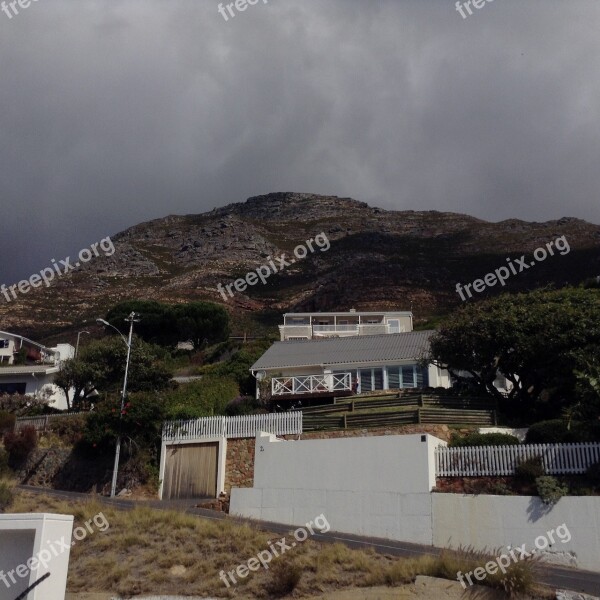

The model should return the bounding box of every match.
[63,337,172,404]
[55,359,100,411]
[105,300,229,348]
[430,288,600,418]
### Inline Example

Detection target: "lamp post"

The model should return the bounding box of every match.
[96,312,139,498]
[75,330,90,357]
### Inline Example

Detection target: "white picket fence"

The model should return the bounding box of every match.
[162,411,303,442]
[435,443,600,477]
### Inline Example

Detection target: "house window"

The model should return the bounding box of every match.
[401,366,417,388]
[359,368,384,392]
[386,365,419,389]
[288,337,308,341]
[0,339,9,349]
[0,382,26,394]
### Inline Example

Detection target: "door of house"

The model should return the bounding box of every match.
[162,442,218,499]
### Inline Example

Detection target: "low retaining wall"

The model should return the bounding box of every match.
[230,431,600,573]
[433,494,599,572]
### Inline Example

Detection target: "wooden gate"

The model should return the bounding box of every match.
[162,442,218,499]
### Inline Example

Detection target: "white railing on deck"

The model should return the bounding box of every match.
[435,443,600,477]
[272,372,352,396]
[162,411,303,442]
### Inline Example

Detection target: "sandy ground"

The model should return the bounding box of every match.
[64,576,511,600]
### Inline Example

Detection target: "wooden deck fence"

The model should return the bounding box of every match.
[162,411,303,442]
[435,442,600,477]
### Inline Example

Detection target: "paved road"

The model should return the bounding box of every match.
[17,485,600,597]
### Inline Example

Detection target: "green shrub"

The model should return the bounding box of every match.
[0,449,10,476]
[449,432,520,447]
[162,376,239,420]
[0,411,15,435]
[515,456,545,481]
[585,461,600,488]
[525,419,600,443]
[225,395,262,416]
[0,481,13,512]
[49,414,88,445]
[265,561,302,597]
[536,475,568,505]
[3,426,37,465]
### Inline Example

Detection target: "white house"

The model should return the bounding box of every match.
[251,330,451,401]
[279,309,413,341]
[0,331,74,410]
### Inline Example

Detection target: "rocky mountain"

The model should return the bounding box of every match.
[2,192,600,342]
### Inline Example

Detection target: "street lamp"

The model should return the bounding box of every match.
[75,330,90,357]
[96,312,140,498]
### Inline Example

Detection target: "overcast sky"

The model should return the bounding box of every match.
[1,0,599,283]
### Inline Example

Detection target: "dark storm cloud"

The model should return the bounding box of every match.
[1,0,599,283]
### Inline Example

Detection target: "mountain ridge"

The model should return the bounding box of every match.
[1,192,599,342]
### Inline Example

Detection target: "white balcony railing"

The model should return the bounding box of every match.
[312,324,359,334]
[272,372,352,396]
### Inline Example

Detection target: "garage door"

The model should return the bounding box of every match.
[162,442,218,499]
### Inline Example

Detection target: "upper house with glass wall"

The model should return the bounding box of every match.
[278,309,413,341]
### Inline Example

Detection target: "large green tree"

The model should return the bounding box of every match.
[430,288,600,418]
[105,300,229,348]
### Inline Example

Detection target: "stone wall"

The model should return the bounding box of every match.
[12,447,113,492]
[223,424,453,494]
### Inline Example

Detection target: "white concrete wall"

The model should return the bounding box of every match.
[433,494,600,572]
[230,433,446,546]
[0,513,74,600]
[230,432,600,573]
[253,432,444,493]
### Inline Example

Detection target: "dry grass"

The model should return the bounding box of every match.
[6,489,548,599]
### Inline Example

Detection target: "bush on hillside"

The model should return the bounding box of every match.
[585,461,600,488]
[515,456,545,482]
[83,393,166,455]
[449,432,520,447]
[3,426,37,465]
[525,419,600,443]
[225,395,262,416]
[162,376,239,420]
[0,449,10,476]
[0,481,13,512]
[0,411,15,435]
[49,414,88,445]
[535,475,568,505]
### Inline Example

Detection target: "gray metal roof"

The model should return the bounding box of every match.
[251,331,435,371]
